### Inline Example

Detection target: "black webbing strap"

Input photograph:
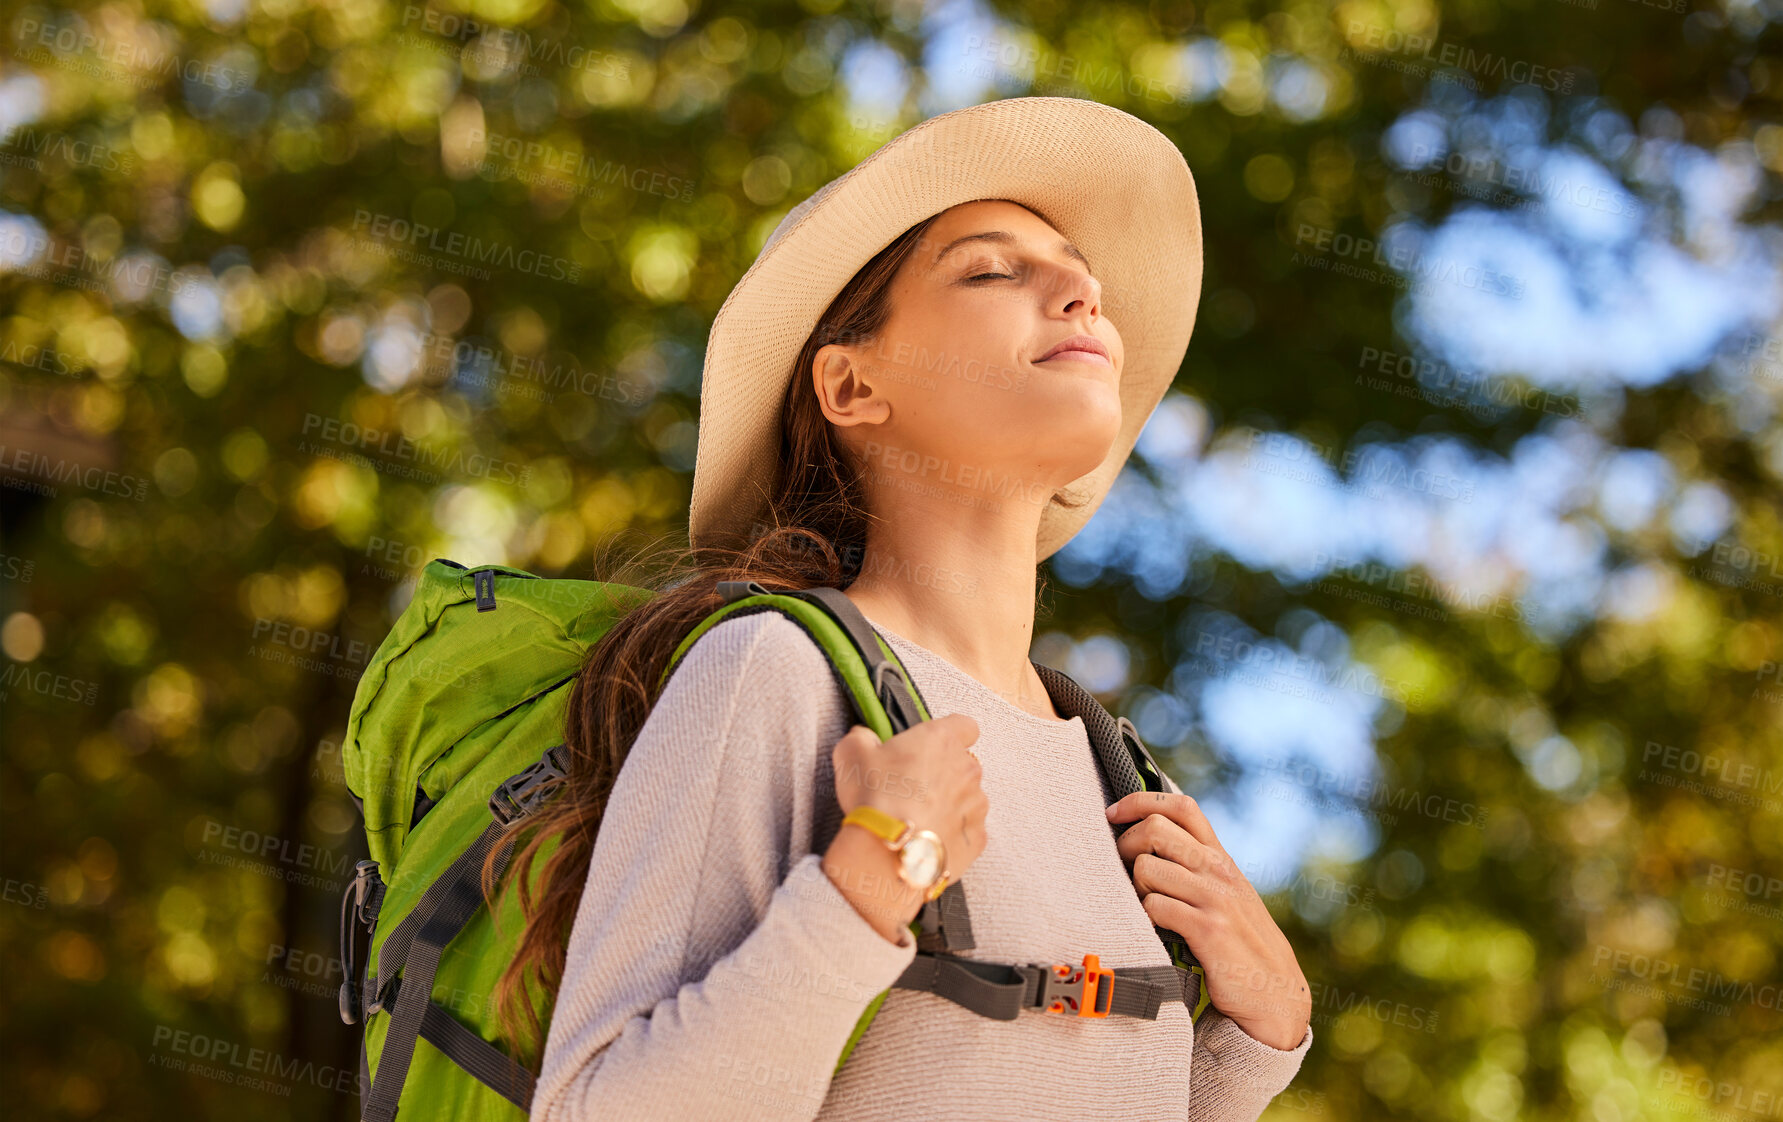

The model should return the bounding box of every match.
[1105,966,1193,1019]
[1030,661,1213,1023]
[794,586,927,735]
[915,881,975,953]
[362,820,510,1122]
[893,952,1192,1021]
[419,1000,535,1111]
[717,582,977,955]
[1032,662,1146,804]
[361,819,503,1020]
[359,745,569,1121]
[893,953,1030,1019]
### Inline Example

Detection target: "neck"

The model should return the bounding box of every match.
[840,492,1058,720]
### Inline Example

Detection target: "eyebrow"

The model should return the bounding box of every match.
[932,230,1090,271]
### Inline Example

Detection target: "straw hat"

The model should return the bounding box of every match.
[688,96,1203,562]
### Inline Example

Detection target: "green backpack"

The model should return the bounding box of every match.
[338,559,1210,1122]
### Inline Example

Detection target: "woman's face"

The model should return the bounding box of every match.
[815,199,1126,518]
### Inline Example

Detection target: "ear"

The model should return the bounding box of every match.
[812,344,892,430]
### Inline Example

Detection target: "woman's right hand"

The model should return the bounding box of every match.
[822,714,988,943]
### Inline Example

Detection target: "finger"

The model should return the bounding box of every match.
[836,723,876,750]
[1131,852,1232,908]
[1139,891,1202,938]
[1106,790,1220,847]
[921,712,981,754]
[1115,812,1206,868]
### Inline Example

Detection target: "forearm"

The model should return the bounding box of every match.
[1185,1012,1313,1122]
[531,852,917,1122]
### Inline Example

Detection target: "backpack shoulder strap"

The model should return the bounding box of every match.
[660,581,931,740]
[1030,661,1214,1023]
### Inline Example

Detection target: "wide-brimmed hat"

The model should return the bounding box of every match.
[688,95,1202,562]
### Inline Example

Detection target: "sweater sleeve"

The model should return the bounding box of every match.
[1154,769,1315,1120]
[529,612,919,1122]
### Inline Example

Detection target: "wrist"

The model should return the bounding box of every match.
[1230,1011,1310,1051]
[823,825,925,944]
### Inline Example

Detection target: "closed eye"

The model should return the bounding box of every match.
[967,272,1014,282]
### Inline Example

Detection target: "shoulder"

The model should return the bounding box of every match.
[660,607,847,726]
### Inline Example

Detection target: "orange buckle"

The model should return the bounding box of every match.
[1040,954,1115,1017]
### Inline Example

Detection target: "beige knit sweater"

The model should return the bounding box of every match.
[531,608,1312,1121]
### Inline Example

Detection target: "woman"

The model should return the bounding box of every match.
[512,97,1312,1121]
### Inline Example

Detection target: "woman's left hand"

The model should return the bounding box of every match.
[1108,791,1311,1050]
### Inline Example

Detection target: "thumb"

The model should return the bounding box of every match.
[833,723,875,760]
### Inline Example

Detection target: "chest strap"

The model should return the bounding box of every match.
[891,949,1201,1021]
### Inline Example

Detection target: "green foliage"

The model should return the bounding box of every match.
[0,0,1778,1119]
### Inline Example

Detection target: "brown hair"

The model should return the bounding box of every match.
[486,202,1070,1058]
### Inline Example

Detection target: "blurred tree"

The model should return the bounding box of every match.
[0,0,1777,1119]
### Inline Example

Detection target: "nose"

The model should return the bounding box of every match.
[1042,260,1102,321]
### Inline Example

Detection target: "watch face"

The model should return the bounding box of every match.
[899,833,943,889]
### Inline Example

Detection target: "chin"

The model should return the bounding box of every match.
[1032,375,1122,443]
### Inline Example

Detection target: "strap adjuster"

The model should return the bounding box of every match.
[1038,953,1115,1017]
[489,745,568,826]
[338,860,385,1025]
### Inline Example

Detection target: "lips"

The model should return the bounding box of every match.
[1036,334,1111,365]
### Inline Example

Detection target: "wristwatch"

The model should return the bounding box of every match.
[841,806,951,900]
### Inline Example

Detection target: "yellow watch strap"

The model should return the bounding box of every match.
[842,805,909,846]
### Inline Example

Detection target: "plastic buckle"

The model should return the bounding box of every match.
[489,745,568,826]
[1040,954,1115,1017]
